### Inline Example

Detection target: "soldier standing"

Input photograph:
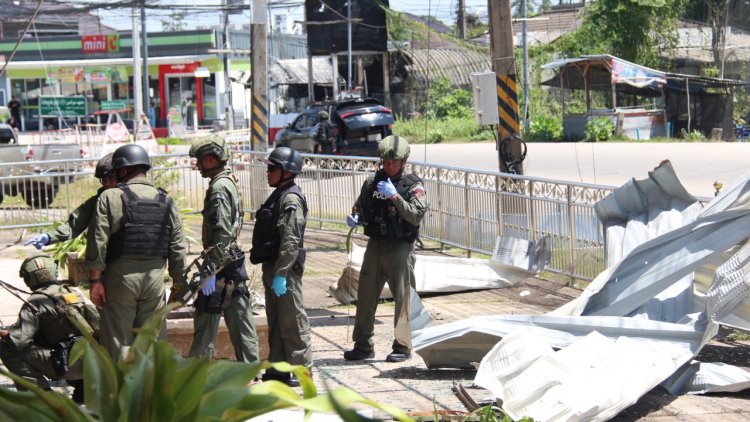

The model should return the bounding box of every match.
[26,153,118,249]
[343,135,428,363]
[314,110,336,154]
[251,147,311,387]
[185,134,259,365]
[0,254,100,403]
[85,144,186,360]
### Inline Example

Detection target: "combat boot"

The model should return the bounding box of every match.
[385,350,411,363]
[69,379,84,404]
[343,346,375,360]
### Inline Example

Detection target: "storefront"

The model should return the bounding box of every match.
[0,30,247,132]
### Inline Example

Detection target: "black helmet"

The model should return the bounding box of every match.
[260,147,303,174]
[94,153,115,179]
[112,144,151,170]
[19,254,58,289]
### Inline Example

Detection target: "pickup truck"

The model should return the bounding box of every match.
[0,143,85,208]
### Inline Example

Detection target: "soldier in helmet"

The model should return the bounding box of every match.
[26,153,119,250]
[314,110,336,154]
[343,135,428,363]
[251,146,311,386]
[0,254,100,403]
[183,134,259,365]
[84,144,187,360]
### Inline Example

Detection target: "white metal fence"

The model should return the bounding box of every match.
[0,151,613,280]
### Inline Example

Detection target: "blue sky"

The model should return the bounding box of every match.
[87,1,488,32]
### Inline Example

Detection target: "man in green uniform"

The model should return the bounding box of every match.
[343,135,428,363]
[0,254,100,403]
[85,144,186,360]
[185,134,259,365]
[251,147,311,387]
[26,153,118,249]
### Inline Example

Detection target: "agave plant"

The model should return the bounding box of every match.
[0,304,411,422]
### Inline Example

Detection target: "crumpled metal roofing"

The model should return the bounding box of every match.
[396,48,491,87]
[269,57,345,86]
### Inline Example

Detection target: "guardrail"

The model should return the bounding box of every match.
[0,151,612,281]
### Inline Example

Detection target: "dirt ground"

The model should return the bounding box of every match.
[1,224,749,420]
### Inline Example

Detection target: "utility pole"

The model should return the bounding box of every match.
[141,3,150,119]
[488,0,523,174]
[522,0,529,131]
[250,0,268,151]
[223,0,234,130]
[347,0,352,92]
[457,0,466,40]
[132,7,143,132]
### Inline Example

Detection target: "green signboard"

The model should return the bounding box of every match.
[39,96,87,117]
[100,100,127,111]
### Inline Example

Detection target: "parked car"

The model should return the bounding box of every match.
[273,97,394,156]
[0,122,18,144]
[0,143,85,208]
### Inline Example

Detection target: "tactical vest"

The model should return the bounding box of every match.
[107,183,172,263]
[362,171,422,242]
[250,183,308,265]
[34,284,99,347]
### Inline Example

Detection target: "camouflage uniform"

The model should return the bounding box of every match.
[0,255,99,397]
[85,175,186,360]
[188,168,259,364]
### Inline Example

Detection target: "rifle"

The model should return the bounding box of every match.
[168,244,246,306]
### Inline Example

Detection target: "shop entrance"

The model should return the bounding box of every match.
[165,76,195,127]
[158,63,203,129]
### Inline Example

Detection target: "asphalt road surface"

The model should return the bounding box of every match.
[408,141,750,198]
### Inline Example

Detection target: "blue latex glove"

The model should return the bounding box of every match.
[271,275,287,297]
[25,234,50,250]
[346,213,359,228]
[377,178,398,199]
[201,274,217,296]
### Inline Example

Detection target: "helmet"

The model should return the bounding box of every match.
[318,110,329,120]
[260,147,303,174]
[378,135,410,160]
[189,134,229,162]
[112,144,151,170]
[94,153,115,179]
[19,254,58,289]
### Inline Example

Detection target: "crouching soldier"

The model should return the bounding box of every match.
[0,254,100,403]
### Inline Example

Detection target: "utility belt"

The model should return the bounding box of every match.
[194,279,249,314]
[50,336,82,377]
[194,244,250,314]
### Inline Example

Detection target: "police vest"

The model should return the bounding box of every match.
[250,183,307,265]
[107,183,172,262]
[34,284,99,347]
[362,171,422,242]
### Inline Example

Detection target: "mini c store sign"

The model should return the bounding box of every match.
[81,34,120,54]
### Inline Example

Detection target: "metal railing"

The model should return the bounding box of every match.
[0,151,613,281]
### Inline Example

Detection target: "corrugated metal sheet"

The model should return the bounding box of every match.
[396,48,491,87]
[269,57,344,86]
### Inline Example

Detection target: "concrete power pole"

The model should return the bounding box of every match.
[223,1,234,130]
[132,7,143,131]
[488,0,523,174]
[250,0,268,151]
[141,4,150,118]
[457,0,466,40]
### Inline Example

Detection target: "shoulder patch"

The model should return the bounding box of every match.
[412,186,425,198]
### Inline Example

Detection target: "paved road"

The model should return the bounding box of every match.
[408,141,749,198]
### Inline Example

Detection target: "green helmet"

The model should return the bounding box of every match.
[378,135,410,160]
[19,254,58,289]
[189,134,229,162]
[318,110,329,120]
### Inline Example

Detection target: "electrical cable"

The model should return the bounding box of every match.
[0,0,44,79]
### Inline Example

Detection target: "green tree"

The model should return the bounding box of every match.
[555,0,684,67]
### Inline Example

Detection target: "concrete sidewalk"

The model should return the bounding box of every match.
[1,226,749,420]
